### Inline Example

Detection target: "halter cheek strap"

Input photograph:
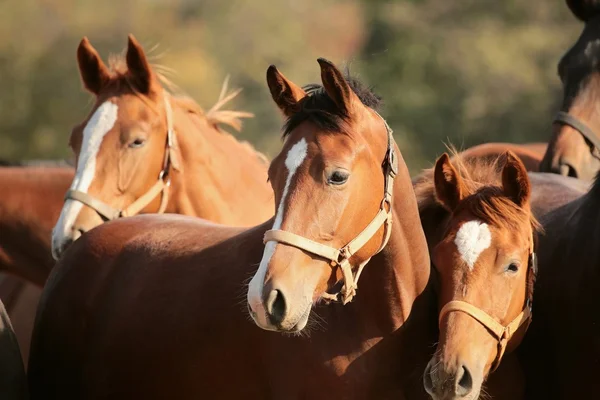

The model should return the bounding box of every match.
[263,113,398,305]
[64,96,175,221]
[554,111,600,160]
[438,236,536,373]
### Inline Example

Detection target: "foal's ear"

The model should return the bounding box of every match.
[502,151,531,208]
[434,153,464,211]
[266,65,307,117]
[77,37,111,95]
[317,58,360,116]
[126,34,159,96]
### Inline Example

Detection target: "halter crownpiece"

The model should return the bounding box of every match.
[64,95,175,221]
[263,111,398,305]
[438,231,536,373]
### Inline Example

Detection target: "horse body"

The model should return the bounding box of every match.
[460,142,546,172]
[29,60,438,399]
[519,173,600,398]
[0,166,73,285]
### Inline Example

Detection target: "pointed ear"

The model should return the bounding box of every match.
[434,153,464,211]
[317,58,360,116]
[266,65,306,117]
[126,34,158,95]
[502,151,531,208]
[77,37,111,94]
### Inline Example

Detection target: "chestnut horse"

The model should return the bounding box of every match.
[460,142,546,172]
[51,35,273,259]
[0,164,74,364]
[412,152,588,399]
[29,60,438,399]
[541,0,600,180]
[0,165,73,285]
[418,153,537,399]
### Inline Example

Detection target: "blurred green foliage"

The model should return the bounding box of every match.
[0,0,582,174]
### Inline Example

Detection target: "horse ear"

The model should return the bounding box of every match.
[266,65,307,117]
[566,0,600,22]
[317,58,360,116]
[126,34,158,95]
[77,37,110,95]
[434,153,464,211]
[502,151,531,208]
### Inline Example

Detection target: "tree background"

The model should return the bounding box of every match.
[0,0,580,174]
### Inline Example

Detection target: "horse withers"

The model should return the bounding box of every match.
[51,35,273,259]
[29,59,437,399]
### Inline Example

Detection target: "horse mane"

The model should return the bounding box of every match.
[283,74,382,138]
[414,146,540,233]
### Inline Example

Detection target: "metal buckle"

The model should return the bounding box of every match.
[387,148,398,177]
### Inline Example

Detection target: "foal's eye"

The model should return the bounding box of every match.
[327,170,349,185]
[506,263,519,274]
[128,138,146,149]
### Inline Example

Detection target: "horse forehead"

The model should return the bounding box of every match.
[453,220,493,271]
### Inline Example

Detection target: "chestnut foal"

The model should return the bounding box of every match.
[419,153,538,400]
[28,60,437,399]
[51,35,273,259]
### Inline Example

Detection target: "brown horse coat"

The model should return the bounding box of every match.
[518,171,600,398]
[460,142,546,173]
[0,299,27,399]
[28,61,438,399]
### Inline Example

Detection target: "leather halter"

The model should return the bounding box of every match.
[64,96,175,221]
[263,112,398,305]
[438,234,537,373]
[554,111,600,160]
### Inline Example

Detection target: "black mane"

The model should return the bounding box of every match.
[282,75,382,137]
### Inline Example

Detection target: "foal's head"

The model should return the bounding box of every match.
[541,0,600,180]
[423,152,536,400]
[52,35,180,259]
[247,59,396,332]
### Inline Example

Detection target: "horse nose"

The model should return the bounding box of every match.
[454,364,473,397]
[264,289,287,326]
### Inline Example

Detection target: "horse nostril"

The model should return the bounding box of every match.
[555,162,578,178]
[265,289,287,326]
[455,364,473,396]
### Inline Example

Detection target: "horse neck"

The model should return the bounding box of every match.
[164,106,273,225]
[355,156,433,331]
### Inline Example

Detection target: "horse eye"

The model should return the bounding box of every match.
[129,138,146,149]
[506,263,519,273]
[327,170,349,185]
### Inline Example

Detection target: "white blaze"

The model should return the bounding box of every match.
[247,138,308,326]
[454,220,492,270]
[51,101,119,260]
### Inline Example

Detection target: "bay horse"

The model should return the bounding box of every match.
[29,59,438,399]
[518,172,600,394]
[541,0,600,180]
[460,142,546,172]
[415,152,538,399]
[51,34,273,259]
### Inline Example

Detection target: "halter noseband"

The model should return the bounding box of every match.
[438,234,537,373]
[64,96,175,221]
[554,111,600,160]
[263,112,398,305]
